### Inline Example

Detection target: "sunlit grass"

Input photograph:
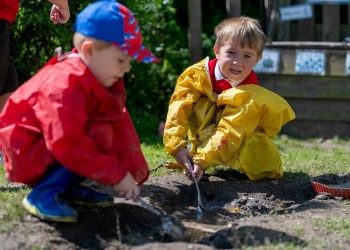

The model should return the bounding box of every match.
[141,142,171,169]
[312,216,350,240]
[274,136,350,180]
[142,135,350,181]
[141,142,179,176]
[0,165,29,232]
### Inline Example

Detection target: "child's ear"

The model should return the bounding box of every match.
[254,54,263,66]
[214,44,220,59]
[80,40,94,61]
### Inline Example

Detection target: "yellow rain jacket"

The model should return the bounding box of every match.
[163,58,295,180]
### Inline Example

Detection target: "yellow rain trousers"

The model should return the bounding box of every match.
[163,58,295,180]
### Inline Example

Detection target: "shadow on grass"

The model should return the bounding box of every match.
[0,185,28,192]
[206,167,312,183]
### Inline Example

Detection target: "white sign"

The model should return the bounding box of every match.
[295,50,326,75]
[254,49,281,74]
[307,0,349,4]
[280,5,313,22]
[346,52,350,76]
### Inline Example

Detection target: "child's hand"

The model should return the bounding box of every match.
[185,162,204,182]
[113,172,140,201]
[192,163,204,181]
[50,4,70,24]
[174,148,192,165]
[175,149,204,182]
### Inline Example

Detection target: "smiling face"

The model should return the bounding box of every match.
[214,39,261,83]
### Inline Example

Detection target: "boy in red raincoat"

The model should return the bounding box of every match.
[0,0,159,223]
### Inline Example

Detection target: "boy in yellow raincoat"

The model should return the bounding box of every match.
[163,16,295,181]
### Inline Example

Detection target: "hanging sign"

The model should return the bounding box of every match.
[254,49,281,74]
[280,4,313,22]
[307,0,349,4]
[295,50,326,75]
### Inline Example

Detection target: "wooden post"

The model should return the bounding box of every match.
[348,3,350,41]
[188,0,202,63]
[260,0,267,33]
[266,0,278,40]
[277,0,291,41]
[297,17,315,41]
[226,0,241,17]
[296,0,315,41]
[322,4,340,41]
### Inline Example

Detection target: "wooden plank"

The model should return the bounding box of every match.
[296,4,315,41]
[226,0,241,17]
[279,49,295,75]
[258,75,350,100]
[328,50,347,76]
[277,0,291,41]
[322,4,340,41]
[348,3,350,41]
[266,41,350,50]
[282,120,350,138]
[266,0,278,39]
[315,24,322,41]
[188,0,202,63]
[286,98,350,122]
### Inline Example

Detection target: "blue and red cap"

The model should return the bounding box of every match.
[74,0,159,63]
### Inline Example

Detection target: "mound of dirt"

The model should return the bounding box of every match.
[1,172,350,250]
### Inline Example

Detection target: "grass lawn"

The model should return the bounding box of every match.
[143,135,350,180]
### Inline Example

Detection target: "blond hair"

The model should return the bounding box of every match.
[73,32,114,51]
[214,16,268,57]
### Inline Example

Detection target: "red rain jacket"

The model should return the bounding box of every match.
[0,51,149,187]
[0,0,20,24]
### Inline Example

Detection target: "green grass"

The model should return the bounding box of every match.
[0,166,30,231]
[312,216,350,240]
[274,136,350,181]
[142,134,350,181]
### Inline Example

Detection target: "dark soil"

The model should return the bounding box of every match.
[1,171,350,250]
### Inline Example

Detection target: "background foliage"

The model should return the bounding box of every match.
[10,0,262,141]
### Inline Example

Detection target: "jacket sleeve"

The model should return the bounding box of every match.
[193,84,295,169]
[163,70,202,156]
[33,82,128,186]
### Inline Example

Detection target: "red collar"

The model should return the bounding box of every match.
[208,58,259,94]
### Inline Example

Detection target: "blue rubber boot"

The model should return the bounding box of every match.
[66,184,114,208]
[22,165,78,223]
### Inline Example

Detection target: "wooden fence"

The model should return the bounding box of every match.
[257,41,350,138]
[267,1,350,42]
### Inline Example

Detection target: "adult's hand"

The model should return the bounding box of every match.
[49,0,70,24]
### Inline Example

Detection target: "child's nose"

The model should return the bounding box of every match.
[124,62,131,73]
[232,60,240,65]
[121,64,130,74]
[232,57,242,65]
